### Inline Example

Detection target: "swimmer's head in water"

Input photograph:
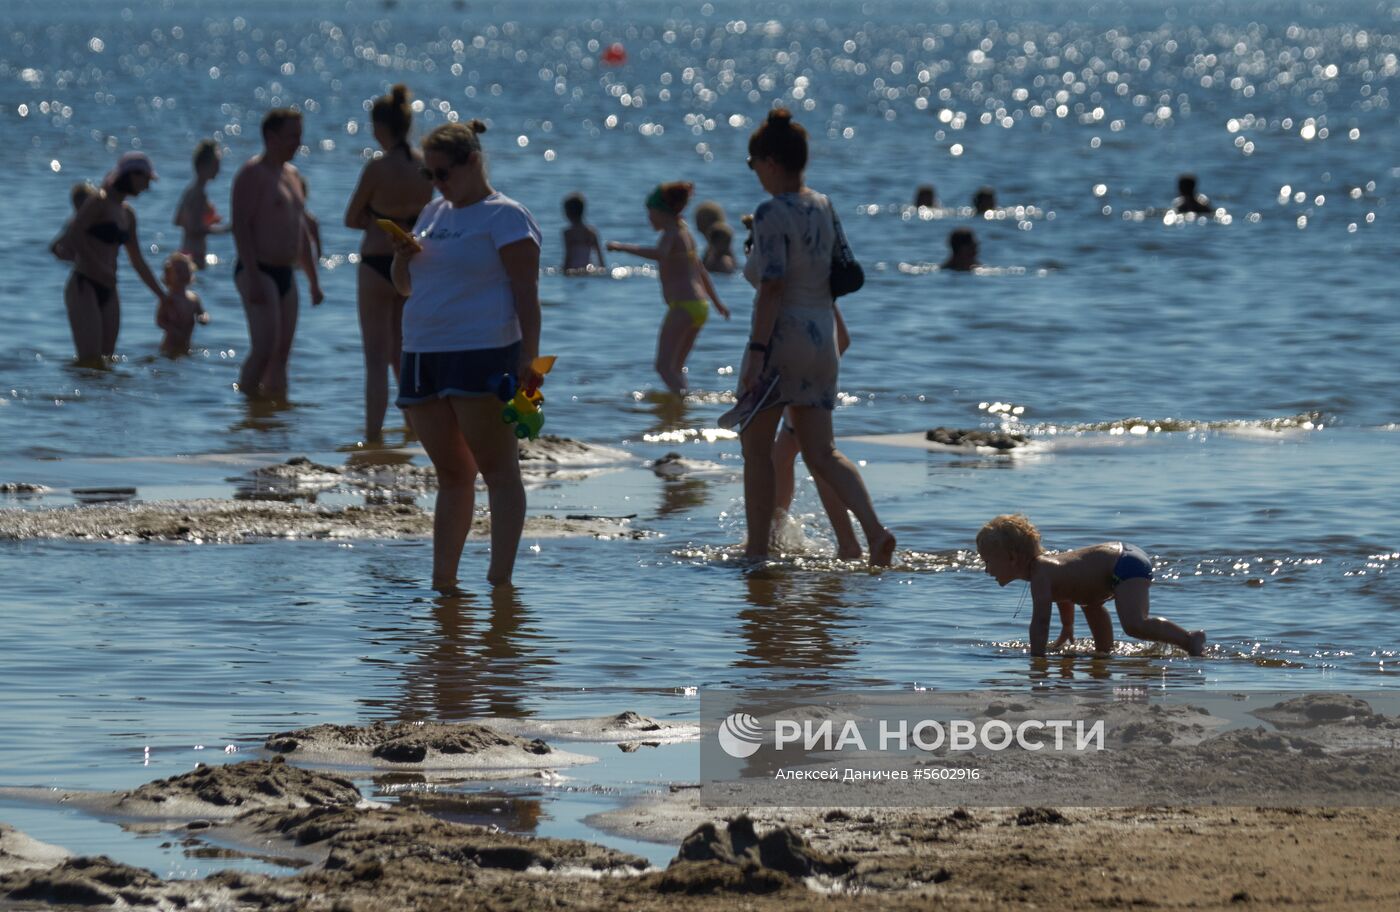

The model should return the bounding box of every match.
[694,200,725,236]
[708,222,734,253]
[164,252,195,288]
[748,108,808,173]
[372,84,414,146]
[949,227,977,252]
[1178,173,1198,195]
[563,192,586,222]
[973,186,997,213]
[915,184,938,208]
[69,181,98,211]
[645,182,693,216]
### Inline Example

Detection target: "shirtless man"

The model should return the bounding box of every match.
[230,108,323,400]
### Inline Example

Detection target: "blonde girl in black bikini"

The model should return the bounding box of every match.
[53,152,170,366]
[344,84,434,442]
[607,182,730,396]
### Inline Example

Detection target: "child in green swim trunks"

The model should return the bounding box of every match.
[976,514,1207,658]
[607,181,730,395]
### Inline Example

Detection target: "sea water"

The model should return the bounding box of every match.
[0,0,1397,874]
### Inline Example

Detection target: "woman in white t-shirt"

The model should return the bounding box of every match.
[387,120,543,591]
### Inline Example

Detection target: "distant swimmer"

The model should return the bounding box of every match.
[976,514,1207,658]
[344,84,434,442]
[941,227,980,272]
[230,107,323,400]
[607,182,731,396]
[914,184,938,208]
[51,152,170,366]
[694,199,727,240]
[973,185,997,215]
[561,192,606,272]
[702,222,737,274]
[1174,173,1213,215]
[157,252,209,357]
[172,139,228,269]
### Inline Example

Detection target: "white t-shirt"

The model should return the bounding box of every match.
[403,192,541,353]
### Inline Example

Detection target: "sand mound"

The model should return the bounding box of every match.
[0,482,49,496]
[925,427,1029,450]
[264,720,594,771]
[488,711,702,745]
[0,825,69,876]
[656,816,853,894]
[111,756,365,819]
[0,499,648,542]
[651,452,727,477]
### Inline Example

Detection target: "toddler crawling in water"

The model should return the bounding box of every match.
[976,514,1206,657]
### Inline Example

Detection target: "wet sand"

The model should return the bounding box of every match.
[3,712,1398,910]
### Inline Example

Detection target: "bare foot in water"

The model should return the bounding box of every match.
[868,529,896,567]
[433,577,463,595]
[1187,630,1207,657]
[836,541,863,560]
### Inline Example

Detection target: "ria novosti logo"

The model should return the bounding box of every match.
[716,712,765,758]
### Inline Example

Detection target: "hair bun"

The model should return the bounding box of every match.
[467,118,487,134]
[767,108,794,126]
[390,84,410,104]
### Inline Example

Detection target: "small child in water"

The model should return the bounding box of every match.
[702,222,737,274]
[50,182,100,261]
[607,182,730,395]
[172,139,227,268]
[157,252,208,356]
[976,514,1206,657]
[561,192,606,272]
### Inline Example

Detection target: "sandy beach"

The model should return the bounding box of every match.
[3,709,1398,910]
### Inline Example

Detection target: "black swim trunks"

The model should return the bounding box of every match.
[396,342,521,407]
[235,260,294,298]
[72,272,115,308]
[360,254,396,288]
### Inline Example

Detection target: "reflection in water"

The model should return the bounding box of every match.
[229,396,296,435]
[642,391,689,437]
[657,475,709,517]
[392,586,554,721]
[735,569,860,683]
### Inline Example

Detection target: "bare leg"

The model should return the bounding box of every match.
[772,411,800,515]
[773,410,860,558]
[450,395,526,586]
[100,293,121,359]
[260,279,299,400]
[789,406,895,566]
[1112,579,1204,654]
[654,307,692,395]
[1082,603,1115,654]
[358,264,403,442]
[739,404,785,559]
[407,398,479,590]
[236,267,280,397]
[674,321,701,393]
[64,273,105,366]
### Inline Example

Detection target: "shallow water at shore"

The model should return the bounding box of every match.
[2,0,1399,881]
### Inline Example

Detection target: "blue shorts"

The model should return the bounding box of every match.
[397,342,520,407]
[1111,542,1154,588]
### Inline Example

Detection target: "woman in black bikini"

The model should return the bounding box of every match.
[344,84,434,443]
[53,152,169,366]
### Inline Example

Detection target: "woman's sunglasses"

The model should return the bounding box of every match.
[421,165,455,182]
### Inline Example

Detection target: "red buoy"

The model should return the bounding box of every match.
[601,42,627,66]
